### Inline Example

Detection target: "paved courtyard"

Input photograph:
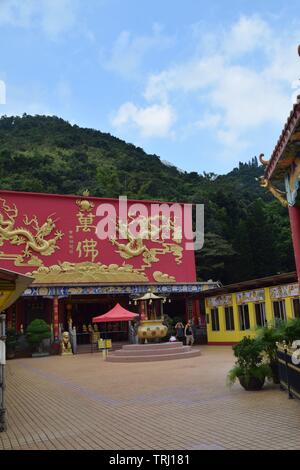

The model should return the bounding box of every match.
[0,346,299,450]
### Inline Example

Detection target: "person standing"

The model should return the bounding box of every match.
[175,321,184,342]
[185,320,194,346]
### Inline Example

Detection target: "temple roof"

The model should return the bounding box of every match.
[202,271,297,297]
[264,101,300,181]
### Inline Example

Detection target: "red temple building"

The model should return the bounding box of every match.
[0,190,218,345]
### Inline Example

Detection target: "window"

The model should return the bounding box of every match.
[255,303,266,327]
[211,308,220,331]
[292,298,300,318]
[225,306,235,330]
[238,304,250,330]
[273,300,286,321]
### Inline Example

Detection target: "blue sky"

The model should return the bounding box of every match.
[0,0,299,174]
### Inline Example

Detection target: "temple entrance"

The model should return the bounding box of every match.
[61,296,138,348]
[12,292,206,348]
[163,298,186,322]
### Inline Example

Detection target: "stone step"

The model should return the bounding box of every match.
[106,349,201,363]
[123,342,184,351]
[113,346,192,356]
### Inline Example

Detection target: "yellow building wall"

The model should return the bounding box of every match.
[206,284,299,344]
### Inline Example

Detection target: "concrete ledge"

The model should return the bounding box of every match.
[107,342,201,362]
[123,342,184,350]
[113,346,192,356]
[106,349,201,362]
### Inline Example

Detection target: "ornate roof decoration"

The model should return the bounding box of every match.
[263,46,300,181]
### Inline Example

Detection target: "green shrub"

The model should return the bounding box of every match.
[227,363,271,386]
[278,318,300,345]
[227,336,271,387]
[26,319,51,352]
[256,325,283,363]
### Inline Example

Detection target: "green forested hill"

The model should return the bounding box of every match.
[0,114,294,283]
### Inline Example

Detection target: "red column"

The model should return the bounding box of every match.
[139,301,146,320]
[289,206,300,282]
[53,297,59,340]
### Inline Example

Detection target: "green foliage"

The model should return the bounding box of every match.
[227,363,271,386]
[256,325,284,363]
[278,318,300,345]
[232,336,264,368]
[0,114,295,284]
[26,319,51,346]
[227,336,271,386]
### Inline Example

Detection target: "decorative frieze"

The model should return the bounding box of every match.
[23,282,219,297]
[270,283,299,299]
[236,289,265,305]
[207,295,232,308]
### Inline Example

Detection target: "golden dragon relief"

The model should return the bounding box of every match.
[110,214,183,267]
[0,198,64,266]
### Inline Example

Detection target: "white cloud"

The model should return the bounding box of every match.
[144,55,223,102]
[111,102,176,138]
[134,15,300,152]
[0,0,78,38]
[210,65,290,131]
[103,24,174,78]
[39,0,77,38]
[223,15,271,57]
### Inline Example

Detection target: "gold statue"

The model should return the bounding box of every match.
[0,198,63,264]
[60,331,73,355]
[110,214,183,266]
[259,153,270,166]
[258,176,288,207]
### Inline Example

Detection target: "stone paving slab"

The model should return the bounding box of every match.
[1,346,299,450]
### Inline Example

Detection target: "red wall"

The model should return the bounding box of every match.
[289,206,300,282]
[0,190,196,283]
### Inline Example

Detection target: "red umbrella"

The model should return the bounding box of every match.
[92,303,138,323]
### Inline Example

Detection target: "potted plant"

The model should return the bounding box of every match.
[6,328,18,359]
[227,336,271,391]
[26,319,51,357]
[279,318,300,345]
[256,325,283,384]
